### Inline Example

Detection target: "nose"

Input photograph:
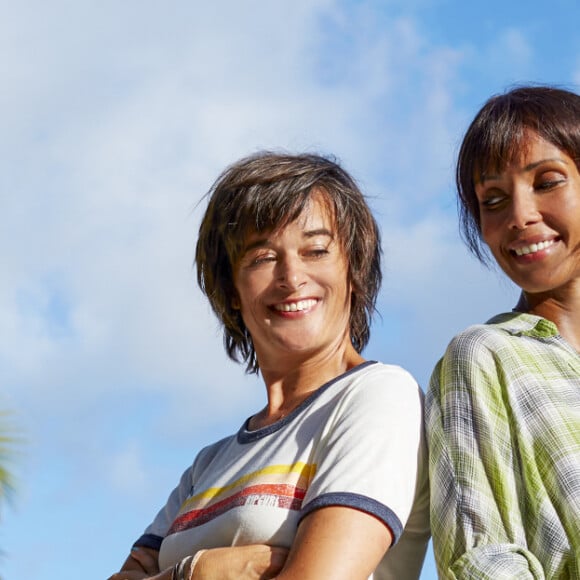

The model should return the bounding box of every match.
[508,190,541,230]
[276,255,306,290]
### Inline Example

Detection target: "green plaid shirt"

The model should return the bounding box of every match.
[426,312,580,579]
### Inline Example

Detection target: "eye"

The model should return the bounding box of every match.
[307,247,330,258]
[251,253,277,265]
[479,189,507,210]
[535,171,566,191]
[239,250,277,268]
[303,238,333,259]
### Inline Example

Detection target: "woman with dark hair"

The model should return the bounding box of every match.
[427,86,580,578]
[109,152,429,580]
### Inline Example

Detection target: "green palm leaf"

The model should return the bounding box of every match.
[0,412,18,504]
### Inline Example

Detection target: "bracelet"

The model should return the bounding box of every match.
[171,550,206,580]
[172,556,193,580]
[188,550,207,580]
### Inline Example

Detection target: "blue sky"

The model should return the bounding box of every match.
[1,0,579,578]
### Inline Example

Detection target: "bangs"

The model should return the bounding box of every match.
[473,124,531,182]
[224,187,337,262]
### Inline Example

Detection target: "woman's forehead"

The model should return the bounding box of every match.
[251,199,336,241]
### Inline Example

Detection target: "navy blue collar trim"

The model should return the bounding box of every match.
[237,360,377,444]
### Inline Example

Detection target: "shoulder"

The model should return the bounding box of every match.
[190,433,237,475]
[447,320,508,352]
[427,318,508,406]
[438,311,555,372]
[427,313,541,410]
[335,361,423,417]
[437,312,531,365]
[350,360,420,390]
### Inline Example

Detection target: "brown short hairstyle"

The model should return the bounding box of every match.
[456,85,580,262]
[195,151,382,373]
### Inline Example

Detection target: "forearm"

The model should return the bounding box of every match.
[123,549,202,580]
[275,506,391,580]
[112,543,287,580]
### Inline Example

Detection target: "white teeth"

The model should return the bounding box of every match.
[274,299,317,312]
[514,239,555,256]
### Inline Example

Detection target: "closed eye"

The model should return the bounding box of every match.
[307,248,330,258]
[534,168,568,191]
[536,178,566,191]
[251,254,277,265]
[239,250,277,267]
[480,193,506,210]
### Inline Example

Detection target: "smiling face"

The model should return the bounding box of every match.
[232,193,353,368]
[475,131,580,297]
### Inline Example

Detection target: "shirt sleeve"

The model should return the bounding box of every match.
[133,435,231,550]
[300,363,428,546]
[133,463,195,550]
[426,329,545,579]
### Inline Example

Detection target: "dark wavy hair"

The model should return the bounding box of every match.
[195,151,382,373]
[456,85,580,263]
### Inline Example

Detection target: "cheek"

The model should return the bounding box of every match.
[480,217,501,246]
[235,276,269,311]
[480,228,507,265]
[480,227,493,248]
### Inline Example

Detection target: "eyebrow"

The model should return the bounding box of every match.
[242,228,335,253]
[480,157,569,184]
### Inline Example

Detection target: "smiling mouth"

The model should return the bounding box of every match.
[273,299,318,312]
[513,239,555,257]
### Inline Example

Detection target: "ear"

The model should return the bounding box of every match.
[232,295,241,310]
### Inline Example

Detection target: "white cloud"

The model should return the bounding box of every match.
[499,28,533,68]
[107,440,149,496]
[1,2,470,408]
[4,2,577,578]
[372,210,519,387]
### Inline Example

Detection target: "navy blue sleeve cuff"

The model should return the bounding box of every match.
[133,533,163,551]
[300,492,403,544]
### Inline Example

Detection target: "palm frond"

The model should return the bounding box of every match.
[0,412,20,503]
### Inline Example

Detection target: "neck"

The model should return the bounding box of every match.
[250,344,365,429]
[519,287,580,352]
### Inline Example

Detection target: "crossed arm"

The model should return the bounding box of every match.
[108,505,391,580]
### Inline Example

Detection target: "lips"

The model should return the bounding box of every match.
[272,299,318,312]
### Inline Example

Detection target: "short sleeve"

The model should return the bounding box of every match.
[132,465,195,549]
[301,364,426,544]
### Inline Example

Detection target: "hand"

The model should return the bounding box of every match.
[107,568,168,580]
[108,546,164,580]
[194,544,288,580]
[107,573,156,580]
